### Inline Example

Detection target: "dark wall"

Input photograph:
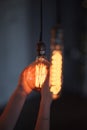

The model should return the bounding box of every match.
[61,0,83,93]
[59,0,87,94]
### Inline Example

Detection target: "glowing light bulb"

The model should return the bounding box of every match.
[23,56,49,92]
[35,62,47,88]
[35,58,49,88]
[22,40,49,93]
[49,48,63,95]
[49,24,63,96]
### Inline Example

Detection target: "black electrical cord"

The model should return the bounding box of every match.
[39,0,43,42]
[56,0,61,24]
[37,0,46,57]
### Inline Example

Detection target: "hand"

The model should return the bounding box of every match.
[18,66,34,95]
[41,75,59,105]
[41,78,52,104]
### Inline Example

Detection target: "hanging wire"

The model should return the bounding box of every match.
[37,0,46,57]
[56,0,61,23]
[39,0,43,41]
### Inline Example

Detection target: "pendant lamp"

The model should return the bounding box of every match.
[49,0,63,97]
[22,0,49,92]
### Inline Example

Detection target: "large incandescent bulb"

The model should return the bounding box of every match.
[22,42,49,93]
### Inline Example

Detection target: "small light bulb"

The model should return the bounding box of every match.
[49,49,63,95]
[49,24,63,97]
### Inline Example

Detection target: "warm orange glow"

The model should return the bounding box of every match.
[22,57,49,92]
[49,49,62,95]
[35,64,47,88]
